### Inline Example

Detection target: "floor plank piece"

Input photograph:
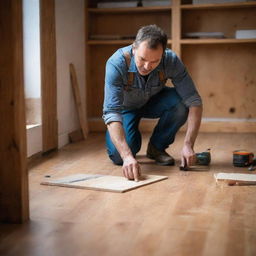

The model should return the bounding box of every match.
[215,172,256,185]
[41,174,168,193]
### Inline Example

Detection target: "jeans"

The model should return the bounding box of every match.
[106,87,189,165]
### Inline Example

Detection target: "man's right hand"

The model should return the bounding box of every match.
[122,155,141,182]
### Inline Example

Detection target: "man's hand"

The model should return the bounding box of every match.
[181,144,196,168]
[122,156,141,182]
[181,105,202,168]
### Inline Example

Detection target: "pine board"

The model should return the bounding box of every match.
[41,174,168,193]
[214,172,256,185]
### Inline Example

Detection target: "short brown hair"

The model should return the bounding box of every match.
[133,24,167,51]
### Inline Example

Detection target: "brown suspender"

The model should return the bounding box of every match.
[123,51,166,91]
[123,51,134,91]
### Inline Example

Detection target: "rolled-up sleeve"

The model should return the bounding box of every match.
[166,52,202,107]
[102,59,124,125]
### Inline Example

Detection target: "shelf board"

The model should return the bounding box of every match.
[88,6,172,13]
[88,39,133,45]
[181,1,256,9]
[181,38,256,44]
[88,39,172,45]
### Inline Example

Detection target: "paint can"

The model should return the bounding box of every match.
[233,150,254,167]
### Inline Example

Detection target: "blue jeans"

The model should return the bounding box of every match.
[106,87,189,165]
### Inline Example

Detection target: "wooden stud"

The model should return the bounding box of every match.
[0,0,29,223]
[40,0,58,153]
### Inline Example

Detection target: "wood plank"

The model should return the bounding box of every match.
[41,174,168,193]
[88,6,172,13]
[181,38,256,44]
[69,63,88,139]
[88,39,173,45]
[0,0,29,223]
[215,173,256,186]
[40,0,58,152]
[181,2,256,9]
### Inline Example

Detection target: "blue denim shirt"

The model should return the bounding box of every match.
[103,45,202,124]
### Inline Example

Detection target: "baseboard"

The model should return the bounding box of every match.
[88,118,256,133]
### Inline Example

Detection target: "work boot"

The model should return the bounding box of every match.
[146,142,175,166]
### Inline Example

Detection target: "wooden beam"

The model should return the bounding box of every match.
[0,0,29,223]
[40,0,58,152]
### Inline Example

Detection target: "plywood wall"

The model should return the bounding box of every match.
[182,44,256,119]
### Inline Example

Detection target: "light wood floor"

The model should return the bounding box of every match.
[1,132,256,256]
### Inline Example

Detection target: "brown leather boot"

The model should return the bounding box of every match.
[146,142,175,166]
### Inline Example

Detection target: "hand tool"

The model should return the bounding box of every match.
[180,149,211,171]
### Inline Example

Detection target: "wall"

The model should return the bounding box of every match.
[23,0,42,126]
[55,0,86,148]
[23,0,42,157]
[23,0,41,99]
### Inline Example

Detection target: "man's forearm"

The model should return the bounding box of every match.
[184,105,203,148]
[107,121,133,160]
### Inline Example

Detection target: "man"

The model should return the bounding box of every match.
[103,25,202,181]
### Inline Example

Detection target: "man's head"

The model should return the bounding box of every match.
[132,25,167,76]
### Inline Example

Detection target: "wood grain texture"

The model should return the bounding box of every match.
[89,11,171,38]
[0,0,29,223]
[182,44,256,119]
[41,174,168,193]
[40,0,58,152]
[182,7,256,39]
[1,132,256,255]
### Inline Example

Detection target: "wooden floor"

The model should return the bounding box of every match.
[1,132,256,256]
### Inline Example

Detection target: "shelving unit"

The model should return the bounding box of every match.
[181,38,256,44]
[85,0,256,132]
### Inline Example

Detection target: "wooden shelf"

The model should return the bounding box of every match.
[87,39,172,45]
[87,39,134,45]
[85,0,256,132]
[88,6,172,13]
[181,1,256,9]
[181,38,256,44]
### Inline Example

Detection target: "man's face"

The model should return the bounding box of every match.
[133,41,163,76]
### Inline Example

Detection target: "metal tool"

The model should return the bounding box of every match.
[180,149,211,171]
[195,149,211,166]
